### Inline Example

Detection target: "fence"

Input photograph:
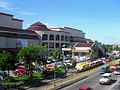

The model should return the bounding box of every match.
[30,60,118,90]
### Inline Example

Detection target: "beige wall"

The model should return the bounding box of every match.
[63,28,85,38]
[0,37,40,48]
[0,14,22,29]
[0,37,16,48]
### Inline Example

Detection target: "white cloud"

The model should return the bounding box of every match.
[0,0,15,11]
[44,22,56,28]
[16,11,36,15]
[0,0,35,16]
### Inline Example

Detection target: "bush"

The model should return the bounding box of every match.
[6,77,15,82]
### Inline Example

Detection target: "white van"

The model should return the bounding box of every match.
[99,73,112,85]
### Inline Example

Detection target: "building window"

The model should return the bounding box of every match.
[65,36,67,41]
[42,42,48,47]
[61,35,64,41]
[49,35,54,40]
[56,43,59,48]
[68,36,70,41]
[42,34,48,40]
[56,35,60,41]
[49,42,54,48]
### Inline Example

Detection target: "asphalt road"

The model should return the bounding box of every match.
[60,72,120,90]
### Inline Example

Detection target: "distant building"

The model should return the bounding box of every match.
[0,12,39,53]
[113,44,120,48]
[0,12,101,56]
[72,41,102,59]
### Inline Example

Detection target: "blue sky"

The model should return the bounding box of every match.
[0,0,120,44]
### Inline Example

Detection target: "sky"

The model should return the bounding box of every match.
[0,0,120,45]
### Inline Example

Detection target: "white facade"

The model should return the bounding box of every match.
[74,47,91,51]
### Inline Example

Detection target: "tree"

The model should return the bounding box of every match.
[51,48,62,62]
[113,46,120,51]
[37,45,48,70]
[0,51,17,78]
[50,48,62,78]
[18,45,39,78]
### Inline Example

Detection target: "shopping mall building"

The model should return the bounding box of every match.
[0,12,101,57]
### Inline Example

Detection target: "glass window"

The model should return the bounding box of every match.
[49,43,54,48]
[61,35,64,41]
[56,43,59,48]
[56,35,60,41]
[65,36,67,41]
[42,34,48,40]
[49,35,54,40]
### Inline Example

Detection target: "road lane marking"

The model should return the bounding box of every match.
[110,78,119,90]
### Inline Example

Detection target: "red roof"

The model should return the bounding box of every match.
[27,21,51,31]
[31,21,46,26]
[0,26,37,34]
[0,12,13,17]
[75,42,93,47]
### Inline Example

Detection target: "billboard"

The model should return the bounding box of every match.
[17,39,28,47]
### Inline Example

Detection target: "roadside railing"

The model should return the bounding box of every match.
[30,59,118,90]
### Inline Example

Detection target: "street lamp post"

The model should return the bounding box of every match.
[61,45,66,63]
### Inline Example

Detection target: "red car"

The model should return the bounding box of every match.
[79,87,93,90]
[13,71,24,76]
[18,66,32,72]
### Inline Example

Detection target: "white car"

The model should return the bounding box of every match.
[99,73,112,85]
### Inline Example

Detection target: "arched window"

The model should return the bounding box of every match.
[68,36,70,41]
[42,34,48,40]
[61,35,64,41]
[65,36,67,41]
[56,35,60,41]
[49,35,54,40]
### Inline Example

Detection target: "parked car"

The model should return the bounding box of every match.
[79,86,93,90]
[13,71,24,76]
[110,63,117,70]
[99,73,112,85]
[18,65,32,72]
[99,65,110,74]
[114,66,120,75]
[46,64,55,70]
[56,62,64,68]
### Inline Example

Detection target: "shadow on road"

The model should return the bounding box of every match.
[110,79,117,85]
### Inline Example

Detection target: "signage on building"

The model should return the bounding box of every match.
[17,39,28,47]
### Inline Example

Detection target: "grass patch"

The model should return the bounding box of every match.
[0,79,24,86]
[32,72,44,80]
[0,72,44,86]
[0,68,65,86]
[14,75,28,81]
[50,67,66,73]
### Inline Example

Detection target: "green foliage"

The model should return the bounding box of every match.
[113,46,120,51]
[102,44,113,51]
[51,48,62,61]
[37,45,48,65]
[18,45,38,64]
[0,51,17,77]
[6,77,15,82]
[18,45,39,77]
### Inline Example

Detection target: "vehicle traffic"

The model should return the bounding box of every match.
[79,86,93,90]
[99,65,110,74]
[99,73,112,85]
[113,66,120,75]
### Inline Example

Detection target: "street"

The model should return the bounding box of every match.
[60,72,120,90]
